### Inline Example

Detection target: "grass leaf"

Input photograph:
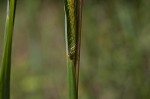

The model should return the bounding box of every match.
[0,0,17,98]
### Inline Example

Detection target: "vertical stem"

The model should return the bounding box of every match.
[75,0,83,91]
[64,0,83,99]
[0,0,17,99]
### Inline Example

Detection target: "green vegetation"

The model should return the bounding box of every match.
[64,0,83,99]
[0,0,17,99]
[0,0,150,99]
[0,0,16,99]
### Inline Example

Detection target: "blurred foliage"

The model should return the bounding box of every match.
[0,0,150,99]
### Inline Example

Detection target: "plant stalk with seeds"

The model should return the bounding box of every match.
[0,0,17,98]
[64,0,83,99]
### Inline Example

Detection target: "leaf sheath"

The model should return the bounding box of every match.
[64,0,83,99]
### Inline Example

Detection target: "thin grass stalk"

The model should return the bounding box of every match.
[0,0,17,98]
[64,0,83,99]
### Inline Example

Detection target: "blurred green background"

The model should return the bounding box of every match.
[1,0,150,99]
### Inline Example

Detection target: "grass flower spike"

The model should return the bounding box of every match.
[64,0,83,99]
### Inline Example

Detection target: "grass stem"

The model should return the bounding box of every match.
[0,0,17,98]
[64,0,83,99]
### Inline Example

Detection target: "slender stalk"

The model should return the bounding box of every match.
[64,0,83,99]
[0,0,17,99]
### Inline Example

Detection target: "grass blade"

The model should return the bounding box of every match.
[64,0,83,99]
[0,0,17,98]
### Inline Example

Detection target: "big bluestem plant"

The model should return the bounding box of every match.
[64,0,83,99]
[0,0,17,99]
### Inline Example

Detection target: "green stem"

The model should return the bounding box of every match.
[0,0,17,99]
[64,0,83,99]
